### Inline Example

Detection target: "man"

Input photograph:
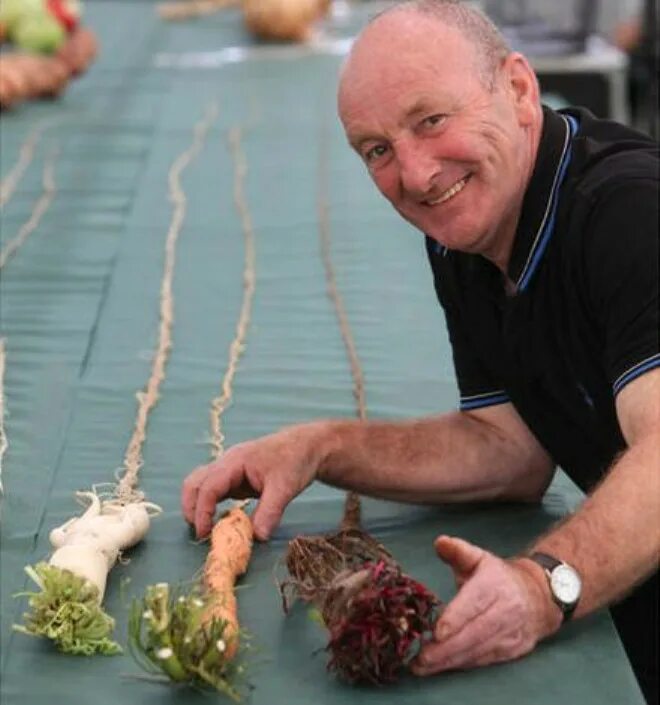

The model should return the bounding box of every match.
[182,1,659,700]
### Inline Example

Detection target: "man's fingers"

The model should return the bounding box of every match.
[251,483,290,541]
[430,543,498,643]
[181,464,211,524]
[413,547,542,677]
[413,600,501,675]
[435,535,485,575]
[433,578,497,642]
[194,503,216,540]
[180,431,308,540]
[413,625,531,675]
[194,468,234,538]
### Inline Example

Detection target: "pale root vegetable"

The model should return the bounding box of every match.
[157,0,239,22]
[48,492,160,601]
[14,105,217,658]
[14,492,162,655]
[242,0,330,42]
[129,506,253,697]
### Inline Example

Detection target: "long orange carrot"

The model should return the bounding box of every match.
[129,124,255,697]
[128,505,253,698]
[203,506,254,659]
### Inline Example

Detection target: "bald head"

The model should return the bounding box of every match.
[340,1,510,100]
[338,3,509,137]
[380,2,509,83]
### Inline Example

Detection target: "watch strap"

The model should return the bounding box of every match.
[529,552,578,622]
[530,551,562,572]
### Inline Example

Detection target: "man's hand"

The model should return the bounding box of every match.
[412,536,561,676]
[181,423,326,540]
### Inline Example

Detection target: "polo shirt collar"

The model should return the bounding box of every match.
[507,107,579,291]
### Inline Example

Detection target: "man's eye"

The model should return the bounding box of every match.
[364,144,388,162]
[422,114,446,128]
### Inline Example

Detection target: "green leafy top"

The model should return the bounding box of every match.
[13,562,121,656]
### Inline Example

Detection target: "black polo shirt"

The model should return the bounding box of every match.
[426,106,658,493]
[426,106,659,701]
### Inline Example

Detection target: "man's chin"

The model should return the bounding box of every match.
[396,210,480,252]
[425,228,485,255]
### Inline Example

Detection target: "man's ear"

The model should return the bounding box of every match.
[502,52,540,127]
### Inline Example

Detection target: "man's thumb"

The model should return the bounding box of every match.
[434,535,484,575]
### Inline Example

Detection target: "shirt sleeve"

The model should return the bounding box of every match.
[582,175,659,396]
[426,239,510,411]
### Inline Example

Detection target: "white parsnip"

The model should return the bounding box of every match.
[14,491,162,655]
[48,492,161,601]
[14,104,219,656]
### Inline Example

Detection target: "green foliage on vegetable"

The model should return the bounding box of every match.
[13,563,121,655]
[128,582,248,700]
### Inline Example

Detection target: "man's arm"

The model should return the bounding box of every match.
[317,402,554,504]
[413,368,660,675]
[523,366,660,616]
[181,402,554,539]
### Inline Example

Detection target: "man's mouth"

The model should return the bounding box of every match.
[423,175,470,206]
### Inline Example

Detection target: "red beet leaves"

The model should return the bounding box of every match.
[322,560,440,684]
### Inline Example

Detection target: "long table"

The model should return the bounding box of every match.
[0,3,644,703]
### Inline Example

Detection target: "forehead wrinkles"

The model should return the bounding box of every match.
[342,61,439,113]
[339,59,475,143]
[339,17,482,115]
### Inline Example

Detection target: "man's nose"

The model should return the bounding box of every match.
[396,140,441,198]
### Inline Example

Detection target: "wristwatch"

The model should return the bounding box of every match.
[529,552,582,622]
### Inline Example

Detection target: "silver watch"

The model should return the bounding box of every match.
[529,552,582,622]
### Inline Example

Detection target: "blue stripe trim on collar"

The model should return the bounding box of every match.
[517,115,579,292]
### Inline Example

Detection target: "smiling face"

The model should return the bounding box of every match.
[338,10,542,268]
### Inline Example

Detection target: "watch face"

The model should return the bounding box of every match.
[550,564,582,605]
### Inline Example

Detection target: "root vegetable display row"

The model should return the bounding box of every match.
[6,101,441,699]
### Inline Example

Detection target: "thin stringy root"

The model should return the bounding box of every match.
[157,0,239,21]
[12,563,121,655]
[322,561,440,684]
[128,583,249,700]
[307,71,440,684]
[0,338,7,497]
[278,527,393,610]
